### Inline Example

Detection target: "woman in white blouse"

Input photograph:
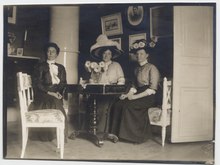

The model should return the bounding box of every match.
[89,34,125,132]
[90,34,125,85]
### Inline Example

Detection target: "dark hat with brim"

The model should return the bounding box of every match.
[129,39,153,54]
[90,34,123,60]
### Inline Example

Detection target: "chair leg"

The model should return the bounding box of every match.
[161,126,166,147]
[57,127,60,149]
[60,127,64,159]
[21,127,28,158]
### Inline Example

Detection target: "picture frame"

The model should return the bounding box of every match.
[101,13,123,36]
[129,33,146,51]
[8,6,17,24]
[110,37,121,50]
[127,5,144,26]
[17,48,23,56]
[150,6,173,38]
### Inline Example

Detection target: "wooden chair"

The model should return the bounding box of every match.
[148,77,172,146]
[16,72,65,159]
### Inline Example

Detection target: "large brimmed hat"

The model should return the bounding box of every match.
[130,39,153,54]
[90,34,123,60]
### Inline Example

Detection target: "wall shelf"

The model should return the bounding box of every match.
[8,55,40,60]
[6,54,40,106]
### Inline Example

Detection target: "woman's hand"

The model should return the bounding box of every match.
[127,94,138,100]
[119,87,137,100]
[47,91,63,99]
[120,93,137,100]
[119,94,127,100]
[56,92,63,99]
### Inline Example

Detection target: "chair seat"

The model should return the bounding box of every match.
[148,107,171,126]
[25,109,65,123]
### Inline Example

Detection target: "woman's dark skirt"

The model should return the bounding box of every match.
[109,88,157,143]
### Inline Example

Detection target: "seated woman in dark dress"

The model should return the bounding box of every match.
[30,42,68,142]
[109,39,160,144]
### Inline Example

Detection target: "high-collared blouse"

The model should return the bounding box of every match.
[32,62,67,94]
[134,62,160,90]
[98,61,125,84]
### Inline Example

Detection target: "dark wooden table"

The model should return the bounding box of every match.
[67,84,128,147]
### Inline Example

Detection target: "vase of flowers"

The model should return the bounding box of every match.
[85,61,106,83]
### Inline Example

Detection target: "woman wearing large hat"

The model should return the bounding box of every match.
[88,34,125,132]
[90,34,125,85]
[109,39,161,144]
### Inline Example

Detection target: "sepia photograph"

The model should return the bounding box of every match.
[1,1,218,165]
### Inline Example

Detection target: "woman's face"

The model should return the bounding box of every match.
[136,49,149,63]
[102,49,112,62]
[47,47,58,61]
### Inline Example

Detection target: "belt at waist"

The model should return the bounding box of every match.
[136,85,150,93]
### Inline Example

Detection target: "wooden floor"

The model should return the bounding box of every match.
[4,120,214,164]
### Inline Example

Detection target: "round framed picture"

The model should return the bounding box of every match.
[127,5,144,26]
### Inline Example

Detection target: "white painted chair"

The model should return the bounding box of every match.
[17,72,65,159]
[148,77,172,146]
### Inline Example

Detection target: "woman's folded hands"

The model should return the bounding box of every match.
[47,91,63,99]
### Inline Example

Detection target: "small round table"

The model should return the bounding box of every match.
[68,84,128,147]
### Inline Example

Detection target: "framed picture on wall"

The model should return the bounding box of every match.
[101,13,123,36]
[129,33,146,51]
[150,6,173,38]
[17,48,24,56]
[110,37,121,50]
[8,6,17,24]
[127,5,144,26]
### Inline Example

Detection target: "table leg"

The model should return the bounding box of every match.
[69,96,104,147]
[91,96,119,144]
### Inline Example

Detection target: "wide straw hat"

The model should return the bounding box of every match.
[90,34,123,60]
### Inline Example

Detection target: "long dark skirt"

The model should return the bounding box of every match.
[29,93,68,142]
[109,94,156,143]
[96,95,119,133]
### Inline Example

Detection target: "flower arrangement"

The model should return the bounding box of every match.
[85,61,106,83]
[85,61,106,73]
[129,36,158,50]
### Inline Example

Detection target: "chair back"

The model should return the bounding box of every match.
[161,77,172,123]
[17,72,34,124]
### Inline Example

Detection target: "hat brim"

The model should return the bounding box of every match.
[91,46,123,60]
[129,47,152,54]
[129,47,142,54]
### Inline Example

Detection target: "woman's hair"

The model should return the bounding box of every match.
[100,47,113,57]
[135,47,151,55]
[44,42,60,55]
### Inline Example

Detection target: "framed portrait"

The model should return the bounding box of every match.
[150,6,173,38]
[17,48,24,56]
[129,33,146,51]
[101,13,123,36]
[110,37,121,50]
[127,5,144,26]
[8,6,17,24]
